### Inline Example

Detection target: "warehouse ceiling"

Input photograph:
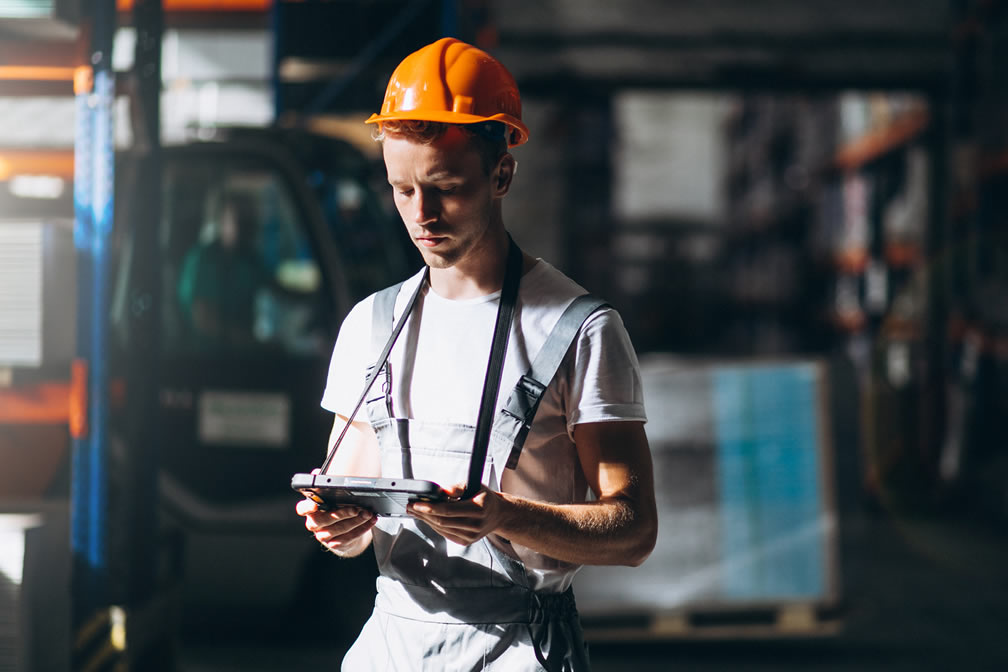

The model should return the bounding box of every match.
[493,0,953,90]
[0,0,955,103]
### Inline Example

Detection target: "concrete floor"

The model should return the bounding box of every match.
[177,505,1008,672]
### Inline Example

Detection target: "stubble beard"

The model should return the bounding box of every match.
[416,243,460,269]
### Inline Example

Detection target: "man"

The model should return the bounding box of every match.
[177,190,264,347]
[296,37,657,671]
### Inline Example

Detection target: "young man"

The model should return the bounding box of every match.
[296,37,657,671]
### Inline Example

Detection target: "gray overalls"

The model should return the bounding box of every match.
[340,284,604,672]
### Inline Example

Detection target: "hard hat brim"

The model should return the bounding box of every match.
[365,110,529,147]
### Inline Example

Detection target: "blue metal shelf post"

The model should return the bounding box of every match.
[70,0,118,668]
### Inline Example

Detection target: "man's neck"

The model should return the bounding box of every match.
[428,227,510,300]
[428,250,537,301]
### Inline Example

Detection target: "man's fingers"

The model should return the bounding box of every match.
[442,483,467,497]
[303,506,368,531]
[296,498,319,516]
[315,513,377,544]
[409,509,481,535]
[409,499,479,518]
[426,524,479,546]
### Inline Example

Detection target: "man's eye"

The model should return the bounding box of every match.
[395,188,413,197]
[438,186,458,195]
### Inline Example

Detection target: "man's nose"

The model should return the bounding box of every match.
[414,190,439,224]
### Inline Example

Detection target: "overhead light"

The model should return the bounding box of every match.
[8,175,65,199]
[0,0,54,19]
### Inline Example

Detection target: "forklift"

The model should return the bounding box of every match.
[0,122,416,661]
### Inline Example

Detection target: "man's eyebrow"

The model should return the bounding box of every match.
[389,172,462,186]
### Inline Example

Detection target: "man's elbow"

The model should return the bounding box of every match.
[625,518,658,567]
[617,503,657,567]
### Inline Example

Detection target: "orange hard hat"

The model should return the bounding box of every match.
[366,37,529,147]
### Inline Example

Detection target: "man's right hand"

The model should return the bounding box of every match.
[297,498,377,557]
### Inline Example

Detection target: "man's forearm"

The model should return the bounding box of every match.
[494,493,656,567]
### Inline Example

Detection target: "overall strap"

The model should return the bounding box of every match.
[498,294,610,469]
[368,280,410,475]
[319,271,427,474]
[371,280,405,350]
[368,279,405,426]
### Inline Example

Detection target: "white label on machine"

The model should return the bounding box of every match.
[0,221,43,366]
[198,390,290,448]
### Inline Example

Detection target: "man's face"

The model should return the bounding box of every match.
[218,204,239,248]
[382,126,502,270]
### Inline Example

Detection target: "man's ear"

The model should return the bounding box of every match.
[492,153,516,197]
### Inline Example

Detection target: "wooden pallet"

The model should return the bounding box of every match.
[582,603,842,641]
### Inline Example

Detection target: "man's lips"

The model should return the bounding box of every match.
[416,235,446,248]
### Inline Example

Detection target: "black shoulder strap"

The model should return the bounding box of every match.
[461,236,523,499]
[499,294,610,469]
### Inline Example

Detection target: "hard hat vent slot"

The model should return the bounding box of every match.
[497,93,519,116]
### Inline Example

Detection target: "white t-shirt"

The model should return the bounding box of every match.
[321,259,646,581]
[323,258,644,425]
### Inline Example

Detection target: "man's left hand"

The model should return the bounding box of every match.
[406,485,505,545]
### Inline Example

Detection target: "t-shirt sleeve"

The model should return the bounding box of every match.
[320,295,374,416]
[565,307,647,430]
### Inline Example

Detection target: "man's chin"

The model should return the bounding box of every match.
[417,247,458,269]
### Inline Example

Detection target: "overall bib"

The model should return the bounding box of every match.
[340,282,596,672]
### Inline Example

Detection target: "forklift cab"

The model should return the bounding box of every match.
[115,128,412,623]
[0,126,412,628]
[128,134,351,513]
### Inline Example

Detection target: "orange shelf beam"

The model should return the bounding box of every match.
[0,65,77,82]
[833,109,930,173]
[117,0,270,10]
[0,383,70,424]
[0,149,75,181]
